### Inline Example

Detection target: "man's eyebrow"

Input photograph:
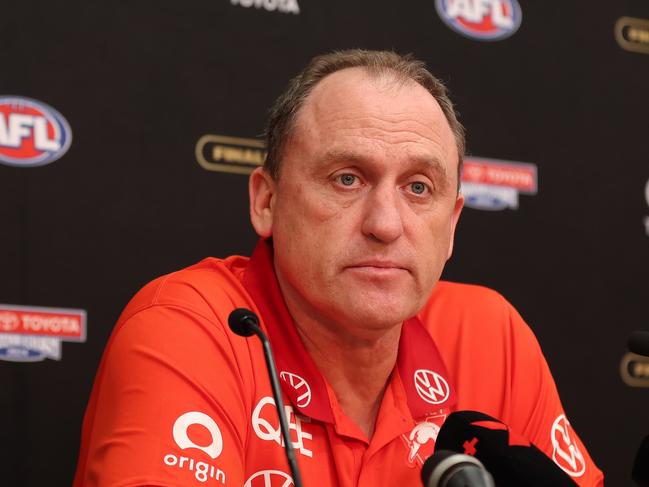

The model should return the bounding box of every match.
[318,149,453,190]
[412,155,452,190]
[319,149,367,165]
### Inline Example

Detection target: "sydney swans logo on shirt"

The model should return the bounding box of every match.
[401,416,446,466]
[163,411,227,484]
[0,96,72,167]
[550,414,586,477]
[435,0,522,41]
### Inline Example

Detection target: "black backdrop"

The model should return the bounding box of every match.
[2,1,649,485]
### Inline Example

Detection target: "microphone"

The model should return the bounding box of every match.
[421,450,495,487]
[228,308,258,337]
[228,308,304,487]
[629,331,649,357]
[633,435,649,486]
[435,410,578,486]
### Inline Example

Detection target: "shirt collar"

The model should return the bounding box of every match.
[242,239,456,423]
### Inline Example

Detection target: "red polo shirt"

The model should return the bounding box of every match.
[74,240,604,486]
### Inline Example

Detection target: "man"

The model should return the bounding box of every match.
[74,50,604,486]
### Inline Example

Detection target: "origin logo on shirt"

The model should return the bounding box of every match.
[435,0,522,41]
[163,411,227,484]
[0,96,72,167]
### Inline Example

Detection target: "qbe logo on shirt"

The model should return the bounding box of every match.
[163,411,227,484]
[0,96,72,167]
[252,396,313,458]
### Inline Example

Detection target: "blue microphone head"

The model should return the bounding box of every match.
[228,308,259,337]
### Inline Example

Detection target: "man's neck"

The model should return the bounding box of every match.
[293,314,402,440]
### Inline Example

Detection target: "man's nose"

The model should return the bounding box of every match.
[360,184,405,243]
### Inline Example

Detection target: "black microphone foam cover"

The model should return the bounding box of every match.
[628,331,649,357]
[228,308,259,337]
[435,410,577,487]
[633,435,649,486]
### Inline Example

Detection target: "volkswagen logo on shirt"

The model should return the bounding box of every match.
[550,414,586,477]
[414,369,450,404]
[244,469,294,487]
[280,371,312,408]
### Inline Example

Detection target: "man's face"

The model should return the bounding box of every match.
[251,67,463,336]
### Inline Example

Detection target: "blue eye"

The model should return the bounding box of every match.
[410,182,427,194]
[339,174,357,186]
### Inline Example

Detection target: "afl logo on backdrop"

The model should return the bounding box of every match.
[0,96,72,167]
[435,0,522,41]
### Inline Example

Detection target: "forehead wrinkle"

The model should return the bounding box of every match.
[317,110,454,155]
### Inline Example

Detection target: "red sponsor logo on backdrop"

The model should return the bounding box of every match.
[461,157,537,211]
[462,158,536,192]
[0,304,86,362]
[0,96,72,167]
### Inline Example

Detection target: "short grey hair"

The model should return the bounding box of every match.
[264,49,465,187]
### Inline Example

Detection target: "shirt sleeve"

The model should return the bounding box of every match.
[505,303,605,487]
[74,304,252,487]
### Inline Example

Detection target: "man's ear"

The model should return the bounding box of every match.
[446,193,465,260]
[249,167,276,238]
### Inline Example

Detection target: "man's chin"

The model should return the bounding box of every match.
[337,300,418,331]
